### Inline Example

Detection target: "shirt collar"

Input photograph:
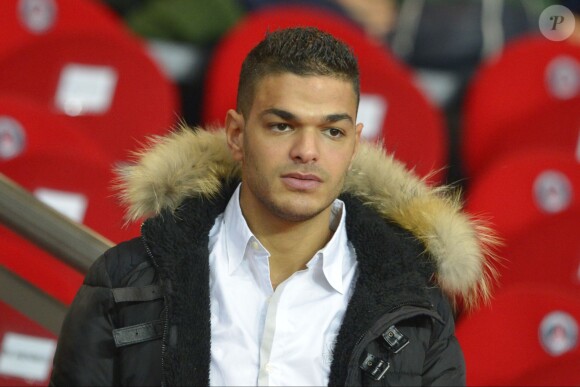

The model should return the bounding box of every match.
[223,184,352,294]
[223,184,264,275]
[307,199,350,294]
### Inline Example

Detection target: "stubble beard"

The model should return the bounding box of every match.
[245,165,345,223]
[258,190,331,223]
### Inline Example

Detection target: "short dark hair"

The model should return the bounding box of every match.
[236,27,360,116]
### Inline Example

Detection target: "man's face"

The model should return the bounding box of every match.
[226,73,363,224]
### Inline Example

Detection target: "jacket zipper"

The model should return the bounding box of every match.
[344,301,442,385]
[140,222,169,387]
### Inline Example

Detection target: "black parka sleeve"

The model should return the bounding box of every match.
[49,252,118,386]
[422,289,466,386]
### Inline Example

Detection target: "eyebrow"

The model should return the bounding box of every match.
[324,113,354,124]
[260,108,354,124]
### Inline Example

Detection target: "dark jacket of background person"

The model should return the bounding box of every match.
[49,127,496,386]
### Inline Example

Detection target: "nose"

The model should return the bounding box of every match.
[289,129,320,164]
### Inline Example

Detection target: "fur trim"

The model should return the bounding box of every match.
[344,143,499,309]
[116,126,498,308]
[116,128,240,222]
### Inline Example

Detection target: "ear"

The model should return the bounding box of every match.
[225,109,245,162]
[350,122,364,164]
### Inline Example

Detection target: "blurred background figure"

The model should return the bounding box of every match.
[386,0,547,184]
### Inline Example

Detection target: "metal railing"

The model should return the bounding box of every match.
[0,173,114,334]
[0,266,68,336]
[0,174,114,273]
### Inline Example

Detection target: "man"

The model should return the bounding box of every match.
[50,27,495,386]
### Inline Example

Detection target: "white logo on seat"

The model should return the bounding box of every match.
[539,311,578,356]
[533,170,573,214]
[0,117,26,160]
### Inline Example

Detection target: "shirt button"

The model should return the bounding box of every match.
[251,240,260,250]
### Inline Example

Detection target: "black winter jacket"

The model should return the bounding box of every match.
[50,128,494,386]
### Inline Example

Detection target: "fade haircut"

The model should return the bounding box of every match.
[236,27,360,117]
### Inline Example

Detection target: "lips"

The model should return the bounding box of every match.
[281,172,322,190]
[283,173,322,182]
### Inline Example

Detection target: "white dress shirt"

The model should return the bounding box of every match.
[208,184,358,386]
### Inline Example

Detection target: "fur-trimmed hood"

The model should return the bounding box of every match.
[116,126,497,309]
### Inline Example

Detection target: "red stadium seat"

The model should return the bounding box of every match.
[0,94,108,162]
[0,301,57,386]
[0,96,121,310]
[465,149,580,241]
[0,0,134,60]
[0,103,135,303]
[507,351,580,386]
[498,210,580,294]
[462,35,580,177]
[464,150,580,294]
[202,5,447,183]
[1,153,139,243]
[0,30,179,163]
[0,104,129,305]
[0,94,139,242]
[456,284,580,386]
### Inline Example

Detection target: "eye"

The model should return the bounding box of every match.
[270,123,292,132]
[325,128,345,138]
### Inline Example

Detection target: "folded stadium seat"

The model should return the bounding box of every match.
[0,301,57,386]
[456,284,580,386]
[0,29,179,164]
[462,35,580,178]
[0,0,134,60]
[202,5,448,183]
[464,149,580,293]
